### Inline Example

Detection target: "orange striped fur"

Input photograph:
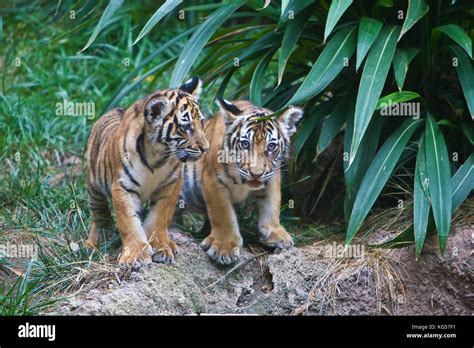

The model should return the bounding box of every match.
[85,77,208,266]
[180,99,303,265]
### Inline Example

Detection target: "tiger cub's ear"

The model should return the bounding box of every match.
[216,97,242,125]
[278,106,303,136]
[144,96,172,125]
[179,76,202,99]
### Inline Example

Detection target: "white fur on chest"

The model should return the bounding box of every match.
[131,156,180,203]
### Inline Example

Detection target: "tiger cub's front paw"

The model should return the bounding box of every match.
[119,240,152,269]
[150,239,178,264]
[260,225,294,250]
[201,232,242,266]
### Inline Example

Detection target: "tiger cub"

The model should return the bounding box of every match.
[85,77,209,266]
[180,98,303,265]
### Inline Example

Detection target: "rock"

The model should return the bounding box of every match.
[50,226,472,316]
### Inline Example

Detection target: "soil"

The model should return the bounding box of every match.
[50,225,473,316]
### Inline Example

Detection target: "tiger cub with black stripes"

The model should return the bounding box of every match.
[180,98,303,265]
[85,77,208,266]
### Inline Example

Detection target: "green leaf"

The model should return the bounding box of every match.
[392,47,419,91]
[294,101,335,159]
[287,25,357,106]
[344,109,384,220]
[317,99,347,153]
[436,24,472,59]
[451,154,474,212]
[461,121,474,145]
[281,0,314,22]
[376,154,473,251]
[105,28,196,111]
[324,0,353,43]
[349,25,400,166]
[133,0,182,45]
[425,114,452,254]
[374,0,393,7]
[375,91,421,110]
[107,58,175,111]
[356,17,383,71]
[250,49,276,107]
[399,0,429,40]
[414,137,430,258]
[345,118,421,244]
[278,10,311,86]
[80,0,124,52]
[450,46,474,120]
[170,0,245,88]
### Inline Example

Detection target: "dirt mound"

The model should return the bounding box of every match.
[51,226,473,315]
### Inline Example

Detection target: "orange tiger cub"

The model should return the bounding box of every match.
[180,98,303,265]
[85,77,208,266]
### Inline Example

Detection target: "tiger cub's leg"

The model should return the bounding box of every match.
[111,181,152,265]
[143,177,182,264]
[256,171,294,249]
[200,178,243,265]
[85,184,112,249]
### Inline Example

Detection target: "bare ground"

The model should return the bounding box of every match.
[49,224,473,316]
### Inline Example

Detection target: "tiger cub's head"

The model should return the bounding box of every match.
[143,77,209,162]
[216,98,303,190]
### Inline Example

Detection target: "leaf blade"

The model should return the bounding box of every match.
[414,136,430,258]
[437,24,472,59]
[133,0,182,45]
[287,25,357,106]
[278,10,311,86]
[392,47,419,91]
[450,45,474,120]
[425,114,452,254]
[324,0,353,43]
[80,0,124,53]
[349,25,400,166]
[399,0,429,39]
[345,118,421,244]
[170,0,245,88]
[356,16,383,71]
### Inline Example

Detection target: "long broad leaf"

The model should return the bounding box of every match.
[345,118,421,244]
[250,49,276,107]
[105,28,196,111]
[278,10,311,86]
[344,108,384,220]
[324,0,353,43]
[349,25,400,167]
[377,154,473,251]
[317,98,347,154]
[281,0,313,22]
[399,0,429,40]
[450,46,474,120]
[287,25,357,106]
[425,114,452,254]
[392,47,419,91]
[133,0,182,45]
[356,17,383,71]
[451,154,474,211]
[170,0,245,88]
[375,91,421,110]
[80,0,124,52]
[414,136,430,258]
[436,24,472,59]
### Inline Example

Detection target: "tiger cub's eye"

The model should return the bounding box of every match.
[240,140,250,149]
[267,143,277,151]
